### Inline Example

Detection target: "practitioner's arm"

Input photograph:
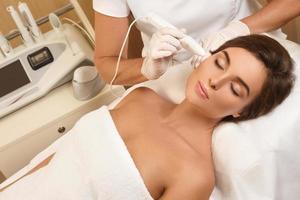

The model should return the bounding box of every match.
[202,0,300,51]
[0,154,55,192]
[241,0,300,33]
[94,12,147,86]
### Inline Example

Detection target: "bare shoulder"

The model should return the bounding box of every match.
[159,160,215,200]
[128,87,159,99]
[114,87,164,109]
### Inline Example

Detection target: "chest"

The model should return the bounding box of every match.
[110,105,183,199]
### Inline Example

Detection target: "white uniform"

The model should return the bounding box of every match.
[93,0,249,38]
[93,0,284,61]
[94,0,263,35]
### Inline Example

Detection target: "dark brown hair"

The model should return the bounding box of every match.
[211,34,295,122]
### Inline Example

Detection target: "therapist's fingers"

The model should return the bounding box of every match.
[151,50,173,60]
[159,27,185,39]
[191,55,201,69]
[158,42,178,53]
[190,52,212,69]
[159,35,181,50]
[179,28,187,34]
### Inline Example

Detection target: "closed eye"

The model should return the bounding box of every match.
[230,82,240,97]
[214,59,224,70]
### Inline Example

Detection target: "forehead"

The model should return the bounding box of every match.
[221,47,267,96]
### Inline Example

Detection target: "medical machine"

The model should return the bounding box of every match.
[7,6,34,46]
[0,51,4,60]
[18,2,43,42]
[0,33,13,57]
[0,5,94,119]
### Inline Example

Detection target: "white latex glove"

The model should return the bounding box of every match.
[141,27,185,80]
[202,20,250,52]
[190,52,211,69]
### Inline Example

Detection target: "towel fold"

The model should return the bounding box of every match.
[0,106,153,200]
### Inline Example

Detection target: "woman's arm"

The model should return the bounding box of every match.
[241,0,300,33]
[94,12,147,86]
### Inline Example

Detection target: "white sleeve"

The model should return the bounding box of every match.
[93,0,130,17]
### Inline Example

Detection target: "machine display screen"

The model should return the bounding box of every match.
[0,60,30,98]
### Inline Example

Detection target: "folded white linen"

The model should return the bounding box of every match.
[0,106,153,200]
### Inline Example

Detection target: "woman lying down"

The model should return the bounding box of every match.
[0,35,295,200]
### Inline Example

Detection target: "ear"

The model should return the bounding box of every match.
[232,113,240,118]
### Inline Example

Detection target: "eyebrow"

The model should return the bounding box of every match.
[222,50,250,96]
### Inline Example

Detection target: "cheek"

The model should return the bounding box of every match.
[205,93,236,118]
[197,62,213,76]
[210,86,251,116]
[186,82,248,119]
[212,98,243,117]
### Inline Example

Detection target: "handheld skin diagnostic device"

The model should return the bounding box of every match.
[18,2,43,41]
[0,33,13,57]
[138,13,207,56]
[109,13,208,97]
[7,6,34,47]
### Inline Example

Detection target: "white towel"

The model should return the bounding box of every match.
[0,106,153,200]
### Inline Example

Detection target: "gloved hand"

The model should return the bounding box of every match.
[202,20,250,52]
[190,52,211,69]
[141,27,185,80]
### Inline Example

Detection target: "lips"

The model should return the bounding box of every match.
[195,81,209,100]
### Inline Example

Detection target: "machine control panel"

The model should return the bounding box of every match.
[27,47,54,70]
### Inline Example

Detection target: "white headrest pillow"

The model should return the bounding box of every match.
[210,37,300,200]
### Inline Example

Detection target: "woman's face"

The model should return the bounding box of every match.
[185,47,267,120]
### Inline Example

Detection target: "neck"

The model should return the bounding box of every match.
[163,99,220,131]
[161,99,220,152]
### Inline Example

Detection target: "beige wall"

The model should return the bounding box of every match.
[0,0,94,47]
[283,18,300,44]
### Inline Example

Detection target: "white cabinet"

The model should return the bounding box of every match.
[0,82,125,179]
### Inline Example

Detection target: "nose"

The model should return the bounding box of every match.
[209,74,233,90]
[209,79,217,90]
